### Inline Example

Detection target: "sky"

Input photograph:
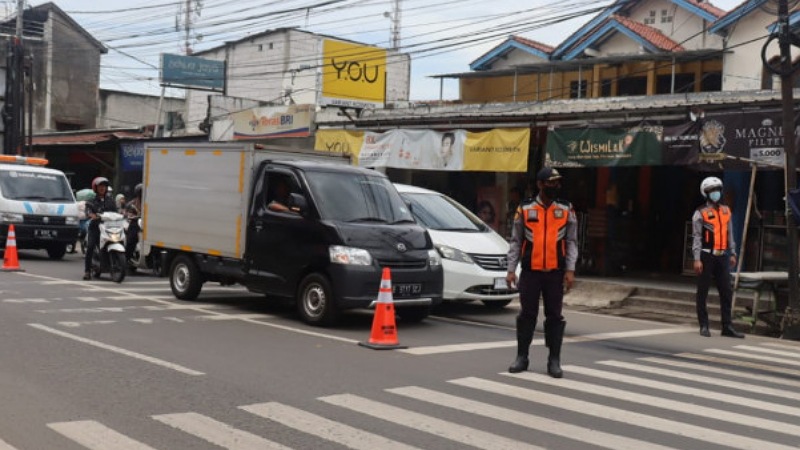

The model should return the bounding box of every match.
[19,0,745,101]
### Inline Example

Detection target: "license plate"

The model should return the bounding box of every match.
[494,277,508,290]
[393,283,422,298]
[34,229,57,239]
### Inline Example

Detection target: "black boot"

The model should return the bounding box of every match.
[545,320,566,378]
[509,316,534,373]
[721,324,745,338]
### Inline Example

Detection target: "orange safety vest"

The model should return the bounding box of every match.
[519,200,571,271]
[699,205,731,251]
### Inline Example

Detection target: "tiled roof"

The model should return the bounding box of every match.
[686,0,726,18]
[613,15,685,51]
[32,130,149,146]
[510,36,555,54]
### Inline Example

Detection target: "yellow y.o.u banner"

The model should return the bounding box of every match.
[314,129,364,165]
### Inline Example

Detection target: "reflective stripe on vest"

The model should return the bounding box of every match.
[520,201,570,270]
[700,205,731,251]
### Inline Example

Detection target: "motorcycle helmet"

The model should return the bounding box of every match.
[91,177,110,192]
[700,176,723,199]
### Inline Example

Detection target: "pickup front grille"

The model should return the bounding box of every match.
[378,259,427,269]
[23,215,67,225]
[469,253,508,271]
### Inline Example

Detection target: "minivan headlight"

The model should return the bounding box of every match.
[436,245,473,264]
[428,249,442,267]
[329,245,372,266]
[0,213,23,223]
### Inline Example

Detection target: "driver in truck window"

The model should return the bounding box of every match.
[268,177,295,213]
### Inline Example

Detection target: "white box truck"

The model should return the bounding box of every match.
[142,143,443,325]
[0,155,79,259]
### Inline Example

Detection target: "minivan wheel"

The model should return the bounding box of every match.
[397,305,430,323]
[482,299,512,309]
[170,254,203,300]
[297,273,338,326]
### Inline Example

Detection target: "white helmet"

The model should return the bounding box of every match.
[700,176,723,198]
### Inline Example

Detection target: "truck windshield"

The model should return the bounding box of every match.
[400,192,487,232]
[308,171,414,223]
[0,169,74,203]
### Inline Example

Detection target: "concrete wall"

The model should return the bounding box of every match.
[488,48,548,70]
[97,90,185,129]
[719,12,775,91]
[628,0,723,51]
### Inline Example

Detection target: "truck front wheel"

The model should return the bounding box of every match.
[170,254,203,300]
[297,273,338,326]
[47,244,67,260]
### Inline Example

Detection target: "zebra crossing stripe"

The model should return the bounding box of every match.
[388,385,677,450]
[152,412,291,450]
[0,438,18,450]
[762,342,800,352]
[448,378,796,450]
[501,371,800,438]
[677,353,800,377]
[733,345,800,359]
[319,394,543,450]
[241,402,420,450]
[565,365,800,418]
[640,357,800,389]
[48,421,157,450]
[705,349,800,367]
[598,360,800,402]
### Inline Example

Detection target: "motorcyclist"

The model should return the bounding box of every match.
[125,183,143,261]
[83,177,117,280]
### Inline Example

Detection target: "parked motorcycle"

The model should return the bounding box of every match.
[90,211,127,283]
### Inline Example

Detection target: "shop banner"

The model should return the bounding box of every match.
[231,104,314,139]
[463,128,530,172]
[320,40,386,109]
[316,128,530,172]
[546,125,663,167]
[120,142,145,172]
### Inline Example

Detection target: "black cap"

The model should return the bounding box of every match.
[536,167,562,182]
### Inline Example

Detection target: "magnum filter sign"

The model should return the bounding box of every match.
[547,110,800,168]
[320,40,387,109]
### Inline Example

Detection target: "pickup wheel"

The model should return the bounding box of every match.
[47,244,67,260]
[397,305,430,323]
[481,299,512,309]
[297,273,338,326]
[170,255,203,300]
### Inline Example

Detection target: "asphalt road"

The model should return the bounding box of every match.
[2,249,800,449]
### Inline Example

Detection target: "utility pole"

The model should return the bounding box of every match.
[2,0,24,155]
[384,0,401,49]
[184,0,192,55]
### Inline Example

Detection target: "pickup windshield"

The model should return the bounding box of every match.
[400,192,487,232]
[307,171,414,223]
[0,169,74,203]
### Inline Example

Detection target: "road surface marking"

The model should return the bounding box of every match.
[733,344,800,359]
[640,356,800,389]
[387,386,676,450]
[3,298,49,303]
[0,438,18,450]
[241,402,421,450]
[195,313,276,321]
[58,320,118,328]
[677,353,800,377]
[48,421,157,450]
[705,349,800,367]
[319,394,542,450]
[400,327,692,355]
[565,364,800,417]
[763,342,800,351]
[152,412,291,450]
[450,377,796,450]
[501,370,800,438]
[598,360,800,401]
[28,323,204,376]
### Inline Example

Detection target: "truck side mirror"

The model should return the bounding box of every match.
[289,193,307,214]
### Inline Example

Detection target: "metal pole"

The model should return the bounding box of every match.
[153,86,166,138]
[777,0,800,337]
[731,164,758,313]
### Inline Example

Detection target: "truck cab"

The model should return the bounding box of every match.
[0,156,79,259]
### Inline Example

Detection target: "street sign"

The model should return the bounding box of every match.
[160,53,225,92]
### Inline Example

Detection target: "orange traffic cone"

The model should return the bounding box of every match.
[2,224,23,272]
[359,267,406,350]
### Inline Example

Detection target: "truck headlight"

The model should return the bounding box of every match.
[65,216,79,225]
[436,245,473,264]
[428,249,442,267]
[0,213,23,224]
[329,245,372,266]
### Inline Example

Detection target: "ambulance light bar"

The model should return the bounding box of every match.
[0,155,49,166]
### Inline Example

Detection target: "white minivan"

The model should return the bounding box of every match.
[395,183,519,308]
[0,155,80,259]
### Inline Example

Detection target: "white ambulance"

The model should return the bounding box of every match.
[0,155,80,259]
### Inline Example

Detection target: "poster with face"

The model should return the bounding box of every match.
[476,186,502,232]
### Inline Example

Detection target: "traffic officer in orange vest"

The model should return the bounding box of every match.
[692,176,744,338]
[506,167,578,378]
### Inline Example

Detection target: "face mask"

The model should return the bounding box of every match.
[709,191,722,202]
[543,186,561,199]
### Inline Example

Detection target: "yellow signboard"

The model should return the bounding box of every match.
[314,129,365,164]
[463,128,530,172]
[321,40,386,108]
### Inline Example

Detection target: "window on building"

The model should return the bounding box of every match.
[656,73,695,94]
[617,76,647,96]
[55,121,83,131]
[569,80,587,98]
[700,72,723,91]
[660,9,673,23]
[644,10,656,25]
[600,79,613,97]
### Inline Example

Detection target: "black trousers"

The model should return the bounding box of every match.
[518,269,564,328]
[696,251,733,327]
[84,227,100,272]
